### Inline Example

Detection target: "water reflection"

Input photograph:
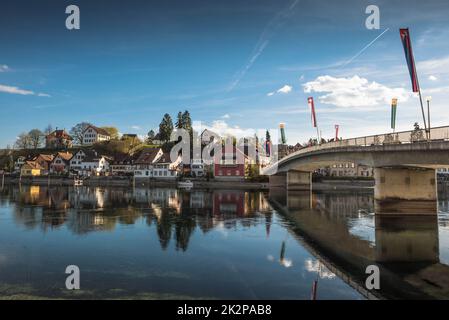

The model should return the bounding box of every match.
[269,188,449,299]
[2,184,449,299]
[1,186,273,253]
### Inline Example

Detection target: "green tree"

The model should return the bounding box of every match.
[181,110,192,133]
[147,129,156,144]
[101,126,120,140]
[28,129,44,149]
[266,130,271,142]
[175,111,183,129]
[159,114,174,143]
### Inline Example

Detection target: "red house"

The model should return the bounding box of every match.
[214,146,247,181]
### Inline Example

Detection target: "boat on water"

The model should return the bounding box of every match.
[178,180,194,188]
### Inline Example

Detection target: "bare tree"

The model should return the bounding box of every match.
[43,124,53,135]
[70,122,91,145]
[28,129,44,149]
[15,132,32,149]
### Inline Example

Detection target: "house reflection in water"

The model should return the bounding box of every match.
[2,186,273,252]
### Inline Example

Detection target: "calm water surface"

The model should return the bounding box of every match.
[1,184,449,299]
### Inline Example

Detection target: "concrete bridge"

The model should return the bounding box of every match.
[264,126,449,215]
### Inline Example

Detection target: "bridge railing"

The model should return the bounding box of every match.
[277,125,449,164]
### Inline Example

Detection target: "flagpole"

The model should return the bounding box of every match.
[417,89,429,140]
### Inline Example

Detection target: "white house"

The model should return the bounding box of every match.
[14,156,27,173]
[69,149,109,176]
[153,152,182,179]
[82,125,111,146]
[190,160,205,177]
[133,148,164,178]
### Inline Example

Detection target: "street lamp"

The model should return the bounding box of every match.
[426,96,432,140]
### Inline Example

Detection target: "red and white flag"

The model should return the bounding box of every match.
[400,28,420,93]
[308,97,317,128]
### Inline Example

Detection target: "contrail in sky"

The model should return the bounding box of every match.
[340,28,390,68]
[227,0,300,92]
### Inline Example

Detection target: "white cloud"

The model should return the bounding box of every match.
[303,75,411,108]
[0,65,9,72]
[418,55,449,75]
[193,120,258,139]
[267,84,293,96]
[221,114,230,119]
[428,75,438,81]
[277,85,292,94]
[0,84,34,95]
[0,84,50,97]
[131,125,141,130]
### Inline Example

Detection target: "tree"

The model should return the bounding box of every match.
[28,129,44,149]
[181,110,192,133]
[147,130,156,144]
[159,114,173,143]
[266,130,271,142]
[43,124,53,135]
[70,122,91,145]
[101,127,119,140]
[15,132,32,149]
[175,112,183,129]
[411,122,424,142]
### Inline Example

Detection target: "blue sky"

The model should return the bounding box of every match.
[1,0,449,147]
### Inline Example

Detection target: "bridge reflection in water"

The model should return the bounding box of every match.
[269,187,448,300]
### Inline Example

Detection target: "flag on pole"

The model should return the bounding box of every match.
[335,125,339,140]
[391,98,398,130]
[265,140,271,157]
[400,28,420,92]
[279,123,287,144]
[307,97,317,127]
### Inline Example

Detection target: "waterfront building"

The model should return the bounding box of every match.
[33,154,54,175]
[21,161,44,177]
[50,152,73,174]
[214,146,247,181]
[153,152,182,179]
[134,147,164,178]
[110,154,136,176]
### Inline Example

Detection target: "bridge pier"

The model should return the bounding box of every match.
[269,170,311,191]
[374,167,437,215]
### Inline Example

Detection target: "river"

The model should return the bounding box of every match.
[1,184,448,299]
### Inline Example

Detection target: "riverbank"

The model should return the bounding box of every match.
[0,176,272,190]
[0,175,381,191]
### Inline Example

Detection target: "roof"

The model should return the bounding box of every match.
[37,154,54,163]
[111,153,135,165]
[155,152,179,164]
[134,148,162,164]
[46,129,73,140]
[53,152,73,163]
[81,149,104,162]
[23,161,44,170]
[83,125,111,137]
[122,134,137,138]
